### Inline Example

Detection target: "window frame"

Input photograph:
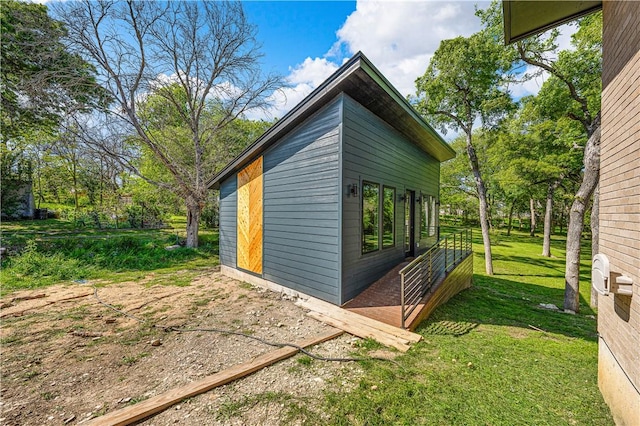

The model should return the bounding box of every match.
[382,185,396,249]
[419,193,438,241]
[361,181,380,254]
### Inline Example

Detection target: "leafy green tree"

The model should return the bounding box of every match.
[1,0,105,217]
[495,97,584,253]
[479,2,602,312]
[0,0,106,140]
[57,0,281,247]
[440,137,478,223]
[415,32,515,275]
[128,84,272,226]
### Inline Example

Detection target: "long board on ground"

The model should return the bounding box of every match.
[296,297,422,352]
[85,328,343,426]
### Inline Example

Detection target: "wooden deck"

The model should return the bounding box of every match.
[342,261,410,328]
[342,254,473,331]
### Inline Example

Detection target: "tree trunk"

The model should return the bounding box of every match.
[506,198,516,237]
[466,134,493,275]
[518,211,522,231]
[529,198,536,237]
[542,179,561,257]
[564,124,601,313]
[72,159,79,215]
[185,195,202,248]
[590,183,600,308]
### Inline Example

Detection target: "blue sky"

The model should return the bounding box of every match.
[237,1,577,122]
[240,1,494,119]
[243,1,358,74]
[40,0,574,123]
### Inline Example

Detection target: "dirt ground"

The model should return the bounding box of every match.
[0,268,369,425]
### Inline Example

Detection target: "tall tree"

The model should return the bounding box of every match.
[439,137,479,223]
[1,0,105,140]
[1,0,106,216]
[519,15,602,312]
[496,97,584,255]
[479,3,602,312]
[57,0,281,247]
[415,32,514,275]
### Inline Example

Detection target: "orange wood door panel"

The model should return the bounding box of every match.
[237,157,263,274]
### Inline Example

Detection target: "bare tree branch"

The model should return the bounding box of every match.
[55,0,282,246]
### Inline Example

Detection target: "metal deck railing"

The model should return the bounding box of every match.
[399,229,473,328]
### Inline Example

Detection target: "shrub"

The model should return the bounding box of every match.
[2,240,91,291]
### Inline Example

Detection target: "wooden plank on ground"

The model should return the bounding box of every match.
[85,328,343,426]
[307,311,411,352]
[296,297,422,343]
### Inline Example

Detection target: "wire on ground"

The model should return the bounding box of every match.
[92,286,402,366]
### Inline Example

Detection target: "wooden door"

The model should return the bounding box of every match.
[237,157,263,274]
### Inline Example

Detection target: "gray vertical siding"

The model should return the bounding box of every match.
[262,97,342,304]
[219,175,237,267]
[341,94,440,303]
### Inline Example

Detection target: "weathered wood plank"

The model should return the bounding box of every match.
[307,311,411,352]
[85,328,343,426]
[297,297,421,343]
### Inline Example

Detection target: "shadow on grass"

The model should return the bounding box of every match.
[416,274,598,342]
[491,253,567,268]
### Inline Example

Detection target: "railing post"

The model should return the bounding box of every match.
[453,233,457,265]
[444,237,448,271]
[428,249,432,288]
[465,229,469,253]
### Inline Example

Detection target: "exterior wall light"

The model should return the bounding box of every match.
[349,184,358,197]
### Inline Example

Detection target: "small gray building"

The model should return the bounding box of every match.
[208,52,455,305]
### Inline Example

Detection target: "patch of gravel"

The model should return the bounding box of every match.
[0,271,365,426]
[140,333,362,426]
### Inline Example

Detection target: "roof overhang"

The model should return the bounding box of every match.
[503,1,602,44]
[207,52,454,190]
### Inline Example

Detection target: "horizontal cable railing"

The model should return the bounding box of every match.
[399,229,473,328]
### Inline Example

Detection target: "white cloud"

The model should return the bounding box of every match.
[245,57,339,121]
[250,1,488,121]
[250,0,581,121]
[330,1,488,96]
[288,57,339,87]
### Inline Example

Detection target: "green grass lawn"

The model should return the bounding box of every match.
[0,217,219,295]
[1,219,612,423]
[323,227,612,425]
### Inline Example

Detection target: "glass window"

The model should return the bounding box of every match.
[404,191,412,253]
[420,195,429,239]
[362,182,379,253]
[420,194,437,239]
[429,196,437,237]
[382,186,395,248]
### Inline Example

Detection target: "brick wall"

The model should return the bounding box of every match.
[598,1,640,423]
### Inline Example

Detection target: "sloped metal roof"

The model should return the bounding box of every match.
[207,52,454,190]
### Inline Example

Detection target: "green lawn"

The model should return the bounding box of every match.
[0,217,219,294]
[1,219,612,423]
[323,227,612,425]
